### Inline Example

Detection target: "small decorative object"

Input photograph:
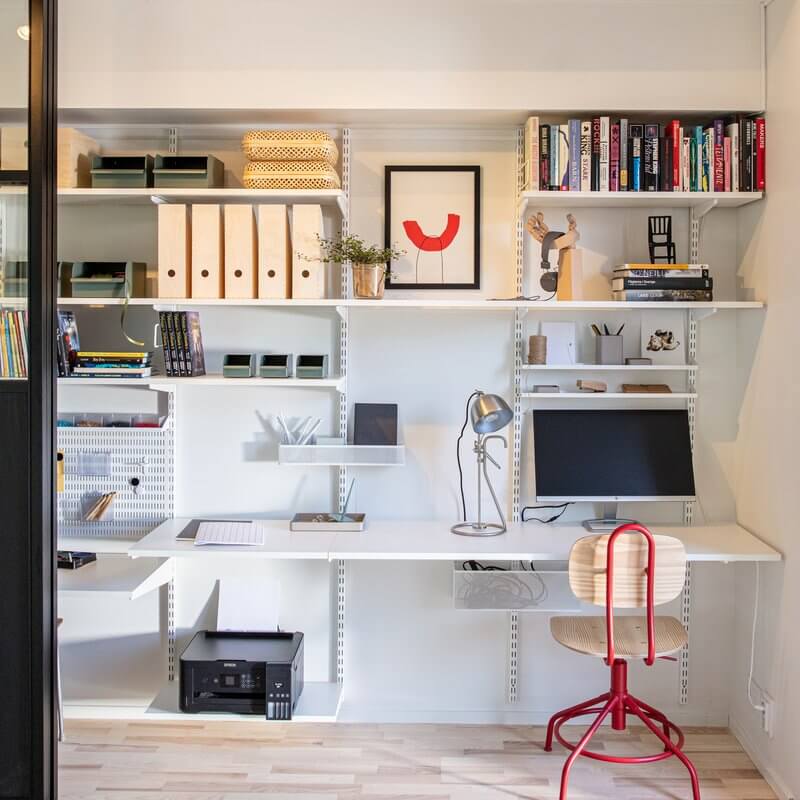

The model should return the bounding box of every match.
[385,165,480,289]
[533,385,561,393]
[222,354,255,378]
[641,310,685,364]
[577,379,607,393]
[528,334,547,365]
[82,491,116,522]
[625,357,652,366]
[595,335,624,365]
[259,354,293,379]
[622,384,672,393]
[353,403,398,446]
[526,211,582,299]
[648,215,677,263]
[306,235,405,300]
[452,391,513,537]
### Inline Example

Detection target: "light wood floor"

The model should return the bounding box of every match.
[59,720,775,800]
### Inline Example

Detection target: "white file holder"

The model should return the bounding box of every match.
[157,204,191,297]
[257,204,291,299]
[191,204,224,299]
[291,204,326,299]
[224,204,257,299]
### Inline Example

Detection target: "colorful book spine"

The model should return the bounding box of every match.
[630,124,643,192]
[755,117,766,190]
[159,312,174,377]
[612,277,713,290]
[669,120,681,191]
[723,136,732,192]
[726,122,740,191]
[613,289,713,302]
[539,124,550,190]
[558,124,570,190]
[619,118,629,191]
[568,119,581,191]
[712,119,724,191]
[694,126,703,192]
[549,125,559,191]
[742,118,753,191]
[702,128,712,192]
[644,124,659,191]
[524,116,539,190]
[591,117,601,190]
[682,136,690,192]
[579,120,591,192]
[599,116,610,191]
[609,122,620,191]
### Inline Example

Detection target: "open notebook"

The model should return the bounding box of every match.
[193,521,265,546]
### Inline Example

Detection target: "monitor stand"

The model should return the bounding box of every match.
[582,503,637,533]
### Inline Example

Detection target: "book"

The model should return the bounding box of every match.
[613,289,713,302]
[694,126,703,192]
[614,263,710,270]
[644,124,659,191]
[579,120,591,192]
[723,136,732,192]
[726,121,740,191]
[72,367,152,377]
[630,124,643,191]
[558,124,570,190]
[669,119,681,191]
[682,136,690,192]
[170,312,186,376]
[524,116,539,190]
[591,117,601,190]
[549,125,559,190]
[158,312,174,376]
[612,277,713,291]
[614,268,709,279]
[702,128,712,191]
[539,124,550,190]
[180,311,206,377]
[660,135,672,191]
[57,310,80,377]
[599,116,610,191]
[568,119,581,191]
[713,119,724,192]
[742,118,753,191]
[609,122,620,191]
[755,117,766,190]
[165,311,182,376]
[619,118,629,191]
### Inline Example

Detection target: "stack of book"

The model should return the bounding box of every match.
[523,115,765,193]
[159,311,206,377]
[0,307,29,378]
[612,264,712,302]
[71,351,153,379]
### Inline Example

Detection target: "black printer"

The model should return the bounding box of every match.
[179,630,304,719]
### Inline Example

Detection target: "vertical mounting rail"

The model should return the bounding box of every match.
[679,563,692,705]
[507,611,520,704]
[336,560,346,685]
[168,127,178,155]
[167,564,176,682]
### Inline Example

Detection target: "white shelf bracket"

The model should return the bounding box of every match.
[691,307,718,322]
[150,195,168,205]
[693,198,719,221]
[130,557,174,601]
[335,305,348,321]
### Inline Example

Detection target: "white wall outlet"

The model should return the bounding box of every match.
[762,692,775,738]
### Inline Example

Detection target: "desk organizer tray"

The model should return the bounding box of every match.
[242,129,339,165]
[90,155,154,188]
[243,161,341,190]
[154,155,224,188]
[69,261,146,298]
[290,513,366,532]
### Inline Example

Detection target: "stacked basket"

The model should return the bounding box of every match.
[241,130,341,189]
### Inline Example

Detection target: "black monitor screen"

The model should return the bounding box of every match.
[533,410,696,500]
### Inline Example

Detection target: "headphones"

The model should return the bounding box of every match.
[540,230,565,293]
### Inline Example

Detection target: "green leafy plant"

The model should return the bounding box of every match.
[300,234,405,271]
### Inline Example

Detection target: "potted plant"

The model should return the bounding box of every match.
[303,235,405,300]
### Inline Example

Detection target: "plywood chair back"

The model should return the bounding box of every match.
[569,531,687,608]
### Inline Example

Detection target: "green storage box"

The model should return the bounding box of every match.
[259,354,293,378]
[91,155,154,188]
[223,354,255,378]
[296,354,328,379]
[0,261,27,297]
[154,155,224,188]
[70,262,147,298]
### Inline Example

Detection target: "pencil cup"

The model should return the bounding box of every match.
[528,335,547,365]
[595,335,624,365]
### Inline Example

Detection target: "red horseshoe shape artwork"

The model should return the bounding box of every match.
[402,213,461,251]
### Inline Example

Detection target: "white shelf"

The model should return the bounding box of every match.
[57,187,346,214]
[57,555,170,599]
[278,444,406,467]
[522,363,698,371]
[58,536,136,555]
[59,374,344,391]
[521,392,697,400]
[519,190,763,213]
[64,679,343,723]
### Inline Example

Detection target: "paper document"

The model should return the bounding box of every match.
[194,521,264,546]
[217,577,280,632]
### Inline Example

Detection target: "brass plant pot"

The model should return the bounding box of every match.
[352,263,387,299]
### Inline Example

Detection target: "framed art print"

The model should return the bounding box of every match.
[385,165,480,289]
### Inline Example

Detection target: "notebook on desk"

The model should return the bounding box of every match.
[194,520,264,547]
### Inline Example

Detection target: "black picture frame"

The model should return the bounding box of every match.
[384,165,480,290]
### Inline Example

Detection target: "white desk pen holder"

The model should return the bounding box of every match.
[275,415,321,446]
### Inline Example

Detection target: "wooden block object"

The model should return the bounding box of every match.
[0,127,28,170]
[556,248,584,301]
[157,204,191,298]
[191,204,224,299]
[621,383,672,393]
[576,379,607,393]
[257,205,291,299]
[224,205,257,299]
[291,204,326,299]
[57,128,100,188]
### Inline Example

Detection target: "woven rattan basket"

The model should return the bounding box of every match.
[242,130,339,165]
[243,160,341,190]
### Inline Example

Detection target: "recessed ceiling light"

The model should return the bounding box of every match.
[16,25,30,41]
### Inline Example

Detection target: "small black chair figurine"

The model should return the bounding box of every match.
[648,215,676,264]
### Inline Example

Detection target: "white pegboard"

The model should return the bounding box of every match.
[57,396,175,539]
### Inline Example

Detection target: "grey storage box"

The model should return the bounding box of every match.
[296,354,328,379]
[154,155,224,188]
[0,261,27,297]
[259,354,293,379]
[70,261,147,298]
[90,155,154,188]
[595,335,624,365]
[223,354,255,378]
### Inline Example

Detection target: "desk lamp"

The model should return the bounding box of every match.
[452,391,513,537]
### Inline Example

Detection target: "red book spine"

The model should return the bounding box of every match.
[670,120,681,191]
[755,117,766,190]
[723,137,731,192]
[713,119,724,192]
[609,123,620,191]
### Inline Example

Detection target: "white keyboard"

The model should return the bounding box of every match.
[194,521,265,546]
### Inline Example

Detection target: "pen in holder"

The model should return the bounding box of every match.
[592,323,625,365]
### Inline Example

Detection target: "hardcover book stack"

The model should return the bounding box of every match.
[523,115,765,193]
[0,307,29,378]
[70,351,153,379]
[612,263,712,302]
[159,311,206,377]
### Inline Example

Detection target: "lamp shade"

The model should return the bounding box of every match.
[470,393,513,434]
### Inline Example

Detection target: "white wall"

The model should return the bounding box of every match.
[729,1,800,797]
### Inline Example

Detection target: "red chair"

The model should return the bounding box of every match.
[545,523,700,800]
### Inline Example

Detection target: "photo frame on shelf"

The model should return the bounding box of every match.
[384,165,480,290]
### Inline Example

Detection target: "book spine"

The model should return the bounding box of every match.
[159,312,174,377]
[579,120,591,192]
[186,311,206,376]
[644,124,659,191]
[599,116,610,191]
[524,116,539,190]
[8,312,19,377]
[609,122,620,191]
[742,119,753,191]
[726,122,740,191]
[568,119,581,191]
[15,310,26,377]
[660,135,672,191]
[616,268,709,279]
[0,311,8,377]
[613,289,714,302]
[723,136,732,192]
[591,117,601,190]
[612,277,713,290]
[630,124,643,192]
[713,119,724,191]
[682,136,690,192]
[179,311,192,376]
[619,118,629,191]
[702,129,712,192]
[558,125,570,190]
[171,312,186,376]
[539,124,550,190]
[670,120,681,191]
[549,125,559,190]
[755,117,766,190]
[165,312,181,376]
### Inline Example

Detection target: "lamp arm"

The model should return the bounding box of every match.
[481,435,508,532]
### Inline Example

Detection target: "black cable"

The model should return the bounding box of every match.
[456,390,481,522]
[521,502,571,524]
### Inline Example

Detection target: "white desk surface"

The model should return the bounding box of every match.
[127,518,781,563]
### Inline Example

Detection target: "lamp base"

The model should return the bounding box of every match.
[451,522,506,537]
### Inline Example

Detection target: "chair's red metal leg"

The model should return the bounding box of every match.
[558,697,619,800]
[544,692,610,752]
[633,695,674,751]
[625,695,701,800]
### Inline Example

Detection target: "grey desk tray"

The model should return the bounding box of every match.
[91,155,154,188]
[154,155,225,188]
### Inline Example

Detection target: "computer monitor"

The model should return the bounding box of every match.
[532,409,696,531]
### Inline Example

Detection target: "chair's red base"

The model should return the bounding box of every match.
[544,659,701,800]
